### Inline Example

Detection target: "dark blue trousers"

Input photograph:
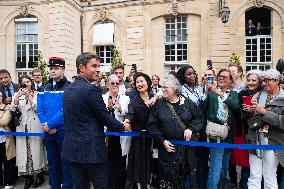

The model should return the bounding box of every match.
[69,162,108,189]
[44,131,73,189]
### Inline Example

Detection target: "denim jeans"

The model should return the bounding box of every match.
[44,131,73,189]
[207,148,231,189]
[196,146,209,189]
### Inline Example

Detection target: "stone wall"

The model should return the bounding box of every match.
[0,0,283,81]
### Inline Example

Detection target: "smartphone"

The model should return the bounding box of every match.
[242,96,252,106]
[131,64,137,73]
[207,60,213,70]
[207,76,213,84]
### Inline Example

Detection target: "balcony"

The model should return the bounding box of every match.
[245,35,272,71]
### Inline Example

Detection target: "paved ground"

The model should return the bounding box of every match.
[12,176,95,189]
[12,176,49,189]
[9,166,242,189]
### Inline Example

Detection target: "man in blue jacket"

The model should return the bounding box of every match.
[37,57,73,189]
[62,52,131,189]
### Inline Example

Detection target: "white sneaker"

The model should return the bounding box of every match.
[4,185,13,189]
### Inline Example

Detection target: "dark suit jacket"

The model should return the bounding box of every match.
[0,83,18,98]
[32,82,45,92]
[62,76,124,164]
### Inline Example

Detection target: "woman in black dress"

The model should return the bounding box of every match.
[125,72,155,189]
[148,77,204,189]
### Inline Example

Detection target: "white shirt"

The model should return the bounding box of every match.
[182,84,203,105]
[102,92,131,156]
[119,83,127,95]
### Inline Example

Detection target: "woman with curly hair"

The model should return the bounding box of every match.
[176,65,202,105]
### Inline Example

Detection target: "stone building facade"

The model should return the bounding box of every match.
[0,0,283,81]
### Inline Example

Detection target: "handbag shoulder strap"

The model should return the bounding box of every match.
[166,101,187,130]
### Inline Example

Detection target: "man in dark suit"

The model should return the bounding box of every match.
[0,69,18,105]
[62,52,131,189]
[0,69,18,188]
[31,68,45,92]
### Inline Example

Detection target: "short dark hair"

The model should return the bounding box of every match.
[112,64,125,73]
[133,72,152,92]
[229,64,243,77]
[217,69,233,87]
[0,69,11,77]
[176,65,197,85]
[168,71,177,78]
[152,75,160,81]
[76,52,100,74]
[276,59,284,74]
[31,68,41,76]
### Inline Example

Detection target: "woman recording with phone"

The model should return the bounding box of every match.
[231,70,262,189]
[11,74,47,189]
[200,69,240,189]
[102,74,130,189]
[243,69,284,189]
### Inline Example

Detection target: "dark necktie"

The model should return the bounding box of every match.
[37,85,41,91]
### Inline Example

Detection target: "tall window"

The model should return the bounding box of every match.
[95,46,114,64]
[246,36,272,71]
[15,18,38,78]
[245,8,272,72]
[164,16,188,73]
[93,22,114,72]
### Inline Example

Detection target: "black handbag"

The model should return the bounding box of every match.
[12,107,22,127]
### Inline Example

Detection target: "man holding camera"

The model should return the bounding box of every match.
[37,57,73,189]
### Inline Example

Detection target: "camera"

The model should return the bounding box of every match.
[20,83,27,88]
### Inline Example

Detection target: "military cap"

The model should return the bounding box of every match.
[48,57,65,67]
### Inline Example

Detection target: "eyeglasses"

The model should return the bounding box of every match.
[110,82,119,86]
[262,78,276,83]
[218,75,229,79]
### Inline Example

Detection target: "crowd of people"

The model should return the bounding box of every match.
[0,52,283,189]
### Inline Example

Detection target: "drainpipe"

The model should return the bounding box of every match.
[80,15,83,53]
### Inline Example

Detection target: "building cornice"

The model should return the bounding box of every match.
[82,0,191,12]
[0,0,82,12]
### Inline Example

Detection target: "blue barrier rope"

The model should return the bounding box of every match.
[0,131,45,137]
[105,132,140,137]
[171,140,284,150]
[1,131,284,150]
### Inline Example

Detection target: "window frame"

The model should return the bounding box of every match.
[15,18,38,77]
[245,35,272,72]
[164,15,188,65]
[95,45,114,66]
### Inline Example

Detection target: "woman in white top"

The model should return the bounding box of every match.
[102,74,130,189]
[11,75,47,189]
[176,65,203,105]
